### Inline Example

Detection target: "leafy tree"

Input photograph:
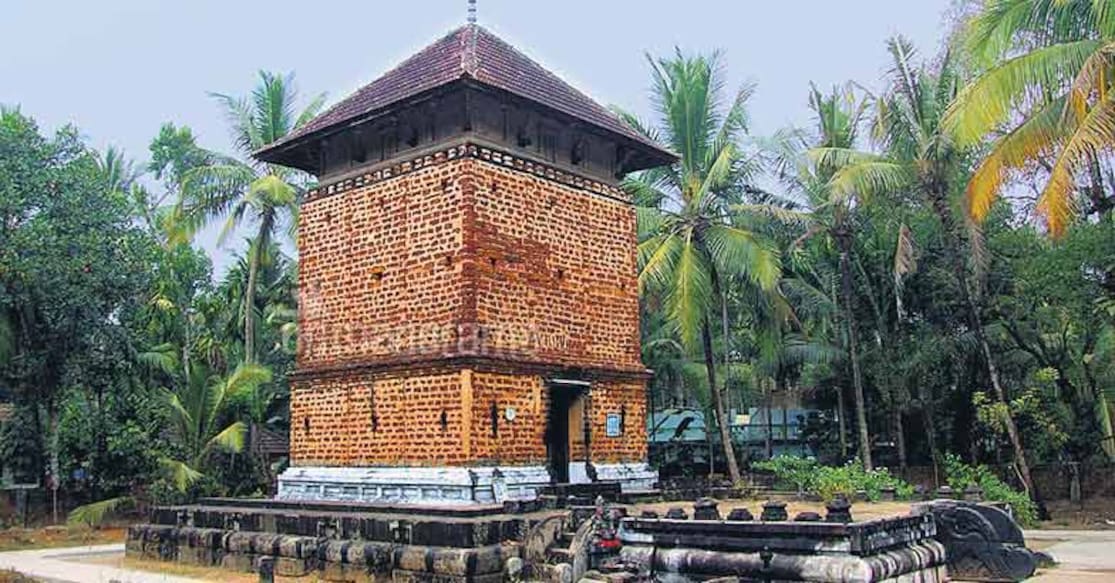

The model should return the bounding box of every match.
[626,51,780,483]
[0,108,155,520]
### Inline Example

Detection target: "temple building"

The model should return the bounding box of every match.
[256,24,675,505]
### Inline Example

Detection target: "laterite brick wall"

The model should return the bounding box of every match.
[467,162,642,370]
[588,379,649,463]
[297,161,466,368]
[296,155,641,371]
[291,148,648,468]
[289,372,468,467]
[468,372,548,465]
[289,370,646,467]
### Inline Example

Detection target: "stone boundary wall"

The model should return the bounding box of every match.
[896,463,1115,500]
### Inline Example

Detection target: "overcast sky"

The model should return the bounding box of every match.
[2,0,953,276]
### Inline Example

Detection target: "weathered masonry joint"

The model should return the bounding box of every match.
[254,24,675,505]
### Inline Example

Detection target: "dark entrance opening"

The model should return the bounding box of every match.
[545,380,588,484]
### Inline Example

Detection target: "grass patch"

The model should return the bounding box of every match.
[0,525,126,552]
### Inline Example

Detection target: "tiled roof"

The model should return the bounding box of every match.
[258,25,670,158]
[257,426,290,456]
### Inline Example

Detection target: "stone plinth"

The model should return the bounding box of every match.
[127,498,554,582]
[617,513,948,582]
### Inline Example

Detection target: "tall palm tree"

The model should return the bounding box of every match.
[626,51,780,483]
[819,38,1037,496]
[176,71,324,363]
[946,0,1115,236]
[771,84,877,468]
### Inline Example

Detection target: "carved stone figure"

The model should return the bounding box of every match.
[914,499,1041,581]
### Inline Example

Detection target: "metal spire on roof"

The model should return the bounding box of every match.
[467,0,477,24]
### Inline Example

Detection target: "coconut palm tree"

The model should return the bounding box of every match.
[625,51,780,483]
[175,71,324,363]
[946,0,1115,236]
[770,83,877,468]
[817,38,1037,496]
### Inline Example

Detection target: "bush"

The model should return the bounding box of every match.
[753,456,914,501]
[943,453,1038,527]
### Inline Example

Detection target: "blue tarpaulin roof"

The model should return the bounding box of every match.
[647,408,707,443]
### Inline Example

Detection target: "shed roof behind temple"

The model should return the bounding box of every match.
[254,24,675,172]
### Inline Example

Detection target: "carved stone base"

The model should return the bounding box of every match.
[276,465,551,505]
[594,462,659,492]
[914,499,1040,582]
[126,525,515,582]
[277,462,659,504]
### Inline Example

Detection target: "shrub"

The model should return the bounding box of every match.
[943,453,1038,527]
[753,456,914,501]
[751,456,818,493]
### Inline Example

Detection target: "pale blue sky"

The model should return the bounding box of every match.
[1,0,953,275]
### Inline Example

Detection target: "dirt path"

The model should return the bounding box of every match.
[1026,530,1115,581]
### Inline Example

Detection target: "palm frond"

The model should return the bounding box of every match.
[828,160,911,201]
[224,363,273,401]
[636,206,667,241]
[178,162,256,241]
[1038,91,1115,236]
[893,223,917,318]
[204,421,248,456]
[67,496,134,527]
[668,240,713,349]
[703,224,780,290]
[731,203,813,226]
[946,39,1101,146]
[638,233,682,293]
[160,458,203,492]
[967,96,1069,222]
[137,343,179,375]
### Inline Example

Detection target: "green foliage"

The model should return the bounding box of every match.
[753,456,914,501]
[943,454,1038,527]
[66,496,133,527]
[1,100,298,521]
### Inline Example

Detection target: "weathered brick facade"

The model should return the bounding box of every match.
[290,144,649,470]
[258,25,674,491]
[297,148,642,372]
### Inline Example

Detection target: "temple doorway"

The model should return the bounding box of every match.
[546,380,589,484]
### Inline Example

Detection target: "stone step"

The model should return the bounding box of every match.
[538,481,622,500]
[617,489,662,504]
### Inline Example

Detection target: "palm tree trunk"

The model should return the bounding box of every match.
[243,239,261,364]
[837,234,873,470]
[46,398,60,524]
[929,193,1034,496]
[765,378,774,459]
[893,407,907,473]
[719,284,736,450]
[701,318,741,483]
[836,383,849,459]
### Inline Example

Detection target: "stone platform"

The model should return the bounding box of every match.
[126,497,560,582]
[614,503,949,582]
[618,519,948,582]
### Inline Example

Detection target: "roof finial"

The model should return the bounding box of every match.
[467,0,477,24]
